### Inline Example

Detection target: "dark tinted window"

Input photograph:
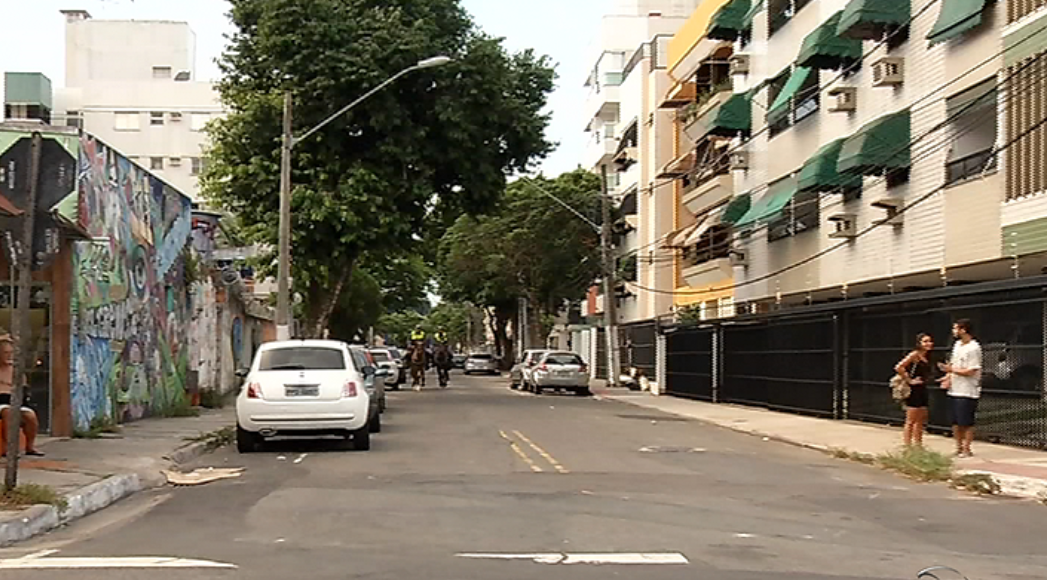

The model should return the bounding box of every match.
[387,348,401,359]
[371,351,391,363]
[259,347,346,371]
[545,353,584,365]
[469,354,494,360]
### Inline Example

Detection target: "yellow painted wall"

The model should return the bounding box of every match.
[674,278,733,307]
[667,0,731,74]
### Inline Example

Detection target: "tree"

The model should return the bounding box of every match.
[424,301,478,347]
[202,0,555,337]
[439,169,603,358]
[376,310,426,347]
[326,252,431,343]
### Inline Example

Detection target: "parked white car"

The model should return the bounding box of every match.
[369,348,400,392]
[527,351,591,396]
[235,340,373,453]
[510,349,550,390]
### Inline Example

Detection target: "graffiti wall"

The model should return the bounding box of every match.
[70,134,192,429]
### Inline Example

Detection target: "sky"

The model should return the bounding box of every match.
[0,0,614,176]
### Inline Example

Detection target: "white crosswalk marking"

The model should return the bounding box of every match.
[456,552,689,565]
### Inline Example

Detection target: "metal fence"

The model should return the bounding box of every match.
[620,321,657,378]
[661,277,1047,450]
[595,327,608,380]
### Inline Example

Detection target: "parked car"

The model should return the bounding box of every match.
[527,351,591,396]
[510,349,550,390]
[452,353,467,369]
[235,340,377,453]
[464,353,499,375]
[369,348,400,398]
[350,346,386,429]
[385,346,407,385]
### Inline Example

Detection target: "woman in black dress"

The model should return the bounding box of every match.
[895,333,935,447]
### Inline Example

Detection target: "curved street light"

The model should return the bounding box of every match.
[276,56,453,340]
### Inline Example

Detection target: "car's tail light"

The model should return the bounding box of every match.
[342,381,358,398]
[539,364,549,372]
[246,382,262,399]
[579,364,588,374]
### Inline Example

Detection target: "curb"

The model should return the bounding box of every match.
[0,435,220,548]
[596,392,1047,502]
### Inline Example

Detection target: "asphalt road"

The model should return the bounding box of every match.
[1,372,1046,580]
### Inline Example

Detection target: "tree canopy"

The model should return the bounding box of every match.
[202,0,556,336]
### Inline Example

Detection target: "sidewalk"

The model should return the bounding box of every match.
[0,407,235,546]
[593,385,1047,501]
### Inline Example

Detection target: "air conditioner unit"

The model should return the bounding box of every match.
[729,248,749,267]
[827,213,858,239]
[828,87,857,112]
[169,157,183,167]
[872,57,904,87]
[729,54,751,75]
[729,151,750,170]
[169,112,183,122]
[871,197,904,226]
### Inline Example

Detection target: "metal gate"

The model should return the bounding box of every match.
[665,326,716,400]
[721,315,837,418]
[595,327,607,380]
[620,322,656,378]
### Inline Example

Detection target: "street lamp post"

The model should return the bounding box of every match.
[275,56,452,340]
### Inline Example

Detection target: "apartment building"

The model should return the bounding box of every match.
[651,0,1047,318]
[581,1,700,326]
[53,10,223,201]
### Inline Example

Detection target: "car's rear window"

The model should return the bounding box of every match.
[259,347,346,371]
[387,348,401,359]
[371,351,391,363]
[469,354,493,360]
[545,353,583,365]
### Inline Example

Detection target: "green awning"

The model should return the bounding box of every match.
[706,0,752,41]
[797,11,862,70]
[767,67,812,124]
[797,138,863,193]
[741,0,764,29]
[734,181,797,227]
[720,193,752,225]
[699,91,752,138]
[837,109,911,175]
[837,0,910,40]
[926,0,988,45]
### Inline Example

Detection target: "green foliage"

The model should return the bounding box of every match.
[73,414,120,439]
[202,0,556,336]
[424,301,478,346]
[617,253,638,283]
[876,447,954,482]
[951,472,1001,495]
[0,483,68,510]
[439,169,603,316]
[376,310,428,347]
[185,426,237,452]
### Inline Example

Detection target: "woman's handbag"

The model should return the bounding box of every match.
[890,361,916,402]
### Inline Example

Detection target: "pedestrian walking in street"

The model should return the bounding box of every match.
[939,319,982,457]
[0,334,44,458]
[894,333,936,447]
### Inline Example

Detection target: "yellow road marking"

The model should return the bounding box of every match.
[512,430,570,474]
[499,430,543,473]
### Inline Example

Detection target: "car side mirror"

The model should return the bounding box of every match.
[375,368,391,378]
[235,368,249,379]
[362,366,376,377]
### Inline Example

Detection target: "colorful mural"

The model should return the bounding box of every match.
[70,134,193,429]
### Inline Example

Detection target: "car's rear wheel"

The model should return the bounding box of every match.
[352,425,371,451]
[370,412,382,433]
[575,388,592,397]
[236,424,261,453]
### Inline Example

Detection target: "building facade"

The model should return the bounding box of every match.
[53,10,223,201]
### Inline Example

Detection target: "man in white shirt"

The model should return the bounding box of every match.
[939,319,982,457]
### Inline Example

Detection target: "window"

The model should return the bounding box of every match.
[370,351,391,363]
[768,0,813,36]
[544,353,584,366]
[945,79,998,185]
[768,67,820,138]
[65,111,83,130]
[150,157,164,171]
[114,112,141,131]
[150,112,165,126]
[191,157,207,176]
[153,66,172,79]
[686,225,732,265]
[259,347,346,371]
[190,113,210,131]
[768,181,819,242]
[767,70,791,136]
[793,69,820,123]
[169,157,183,167]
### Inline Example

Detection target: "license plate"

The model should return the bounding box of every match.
[285,385,319,397]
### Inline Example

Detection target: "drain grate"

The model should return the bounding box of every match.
[616,413,690,422]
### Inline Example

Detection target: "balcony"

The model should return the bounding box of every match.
[682,173,733,217]
[657,151,697,179]
[584,135,620,169]
[683,88,733,143]
[682,258,733,289]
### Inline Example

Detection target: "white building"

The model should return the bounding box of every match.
[582,1,700,325]
[54,10,223,201]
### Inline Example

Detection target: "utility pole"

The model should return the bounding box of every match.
[599,164,621,388]
[5,132,42,489]
[276,92,293,341]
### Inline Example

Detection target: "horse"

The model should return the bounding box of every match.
[409,341,427,390]
[433,343,452,388]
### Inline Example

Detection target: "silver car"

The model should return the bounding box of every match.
[529,351,591,396]
[510,349,550,390]
[464,353,499,375]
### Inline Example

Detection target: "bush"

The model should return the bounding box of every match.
[0,483,68,511]
[951,472,1001,495]
[876,447,953,482]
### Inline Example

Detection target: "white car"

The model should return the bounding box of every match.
[236,340,373,453]
[369,348,399,390]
